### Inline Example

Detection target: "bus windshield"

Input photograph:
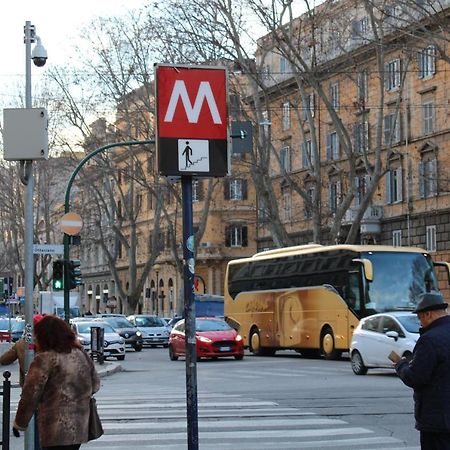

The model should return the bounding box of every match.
[363,251,439,312]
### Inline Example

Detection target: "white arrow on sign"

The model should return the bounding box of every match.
[33,244,64,255]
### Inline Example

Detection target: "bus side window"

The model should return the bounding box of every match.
[346,272,361,311]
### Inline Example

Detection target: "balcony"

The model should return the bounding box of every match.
[342,205,383,234]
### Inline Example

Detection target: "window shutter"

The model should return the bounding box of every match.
[430,46,436,75]
[335,133,340,159]
[242,179,248,200]
[353,124,359,152]
[326,134,332,160]
[224,179,230,200]
[430,159,438,195]
[225,226,231,247]
[418,162,425,198]
[384,115,391,144]
[397,167,403,202]
[197,180,204,201]
[385,172,392,204]
[328,184,333,212]
[384,63,390,90]
[364,122,369,151]
[302,143,308,167]
[395,113,402,143]
[337,180,342,203]
[242,226,248,247]
[418,51,424,79]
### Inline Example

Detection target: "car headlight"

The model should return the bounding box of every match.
[79,337,90,346]
[235,334,243,342]
[197,336,212,343]
[119,338,125,344]
[163,330,170,336]
[136,331,142,337]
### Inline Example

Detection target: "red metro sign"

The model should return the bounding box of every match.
[155,64,229,177]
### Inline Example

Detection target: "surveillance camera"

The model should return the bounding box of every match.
[31,37,47,67]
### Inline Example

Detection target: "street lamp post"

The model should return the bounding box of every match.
[21,21,47,450]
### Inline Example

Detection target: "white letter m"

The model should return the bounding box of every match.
[164,80,222,124]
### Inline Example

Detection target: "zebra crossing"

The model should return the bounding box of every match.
[76,389,419,450]
[6,386,419,450]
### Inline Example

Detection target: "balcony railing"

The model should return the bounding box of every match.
[342,205,383,234]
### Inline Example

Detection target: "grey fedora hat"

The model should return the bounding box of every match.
[414,292,448,313]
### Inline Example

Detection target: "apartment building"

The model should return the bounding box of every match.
[251,0,450,290]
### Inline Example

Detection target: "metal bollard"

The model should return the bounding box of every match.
[1,370,11,450]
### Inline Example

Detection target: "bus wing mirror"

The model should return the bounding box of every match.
[433,261,450,285]
[352,258,373,282]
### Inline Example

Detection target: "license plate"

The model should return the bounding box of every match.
[219,346,231,352]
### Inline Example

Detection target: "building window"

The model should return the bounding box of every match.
[224,179,247,201]
[282,187,292,222]
[386,167,403,204]
[351,17,369,39]
[147,192,154,211]
[282,102,290,130]
[302,140,314,169]
[392,230,402,247]
[280,146,291,172]
[230,179,243,200]
[302,93,315,120]
[355,174,370,206]
[330,83,339,109]
[328,180,341,214]
[357,71,368,103]
[280,56,288,73]
[225,225,248,247]
[384,113,401,145]
[422,102,434,135]
[354,122,369,153]
[385,59,401,91]
[326,131,340,160]
[304,186,315,218]
[418,46,436,79]
[426,225,436,252]
[419,158,437,198]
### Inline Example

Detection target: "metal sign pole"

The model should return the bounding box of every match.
[182,175,199,449]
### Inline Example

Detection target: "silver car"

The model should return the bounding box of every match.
[127,315,170,347]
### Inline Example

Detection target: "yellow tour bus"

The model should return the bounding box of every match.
[224,244,450,359]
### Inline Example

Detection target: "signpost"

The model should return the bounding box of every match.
[60,212,83,235]
[155,64,229,450]
[33,244,64,255]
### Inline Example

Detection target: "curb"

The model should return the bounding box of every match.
[96,362,123,378]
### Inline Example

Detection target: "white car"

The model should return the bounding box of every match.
[350,311,420,375]
[71,321,126,361]
[127,315,170,347]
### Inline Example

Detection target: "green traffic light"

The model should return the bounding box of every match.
[53,279,63,290]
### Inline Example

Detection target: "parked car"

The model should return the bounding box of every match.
[169,317,244,361]
[0,318,25,342]
[10,319,25,342]
[127,315,170,347]
[350,311,420,375]
[167,316,183,329]
[71,321,126,360]
[95,316,143,351]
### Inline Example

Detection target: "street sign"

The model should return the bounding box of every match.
[155,64,229,177]
[33,244,64,255]
[60,212,83,236]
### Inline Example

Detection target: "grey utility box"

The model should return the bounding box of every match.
[3,108,49,160]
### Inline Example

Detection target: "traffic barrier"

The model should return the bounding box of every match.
[1,371,11,449]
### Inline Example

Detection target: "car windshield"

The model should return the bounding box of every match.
[135,317,165,327]
[104,318,134,328]
[396,315,421,333]
[196,319,232,332]
[77,322,115,334]
[363,251,439,312]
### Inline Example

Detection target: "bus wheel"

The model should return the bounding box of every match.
[320,327,341,360]
[249,328,262,355]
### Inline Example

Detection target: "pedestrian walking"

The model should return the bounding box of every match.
[392,292,450,450]
[12,315,100,450]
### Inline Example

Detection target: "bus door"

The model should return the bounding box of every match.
[276,290,303,348]
[346,271,363,341]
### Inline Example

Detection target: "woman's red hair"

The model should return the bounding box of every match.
[34,315,81,353]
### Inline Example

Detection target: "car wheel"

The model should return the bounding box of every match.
[320,326,341,360]
[133,344,143,352]
[234,354,244,360]
[116,355,125,361]
[351,350,368,375]
[169,345,178,361]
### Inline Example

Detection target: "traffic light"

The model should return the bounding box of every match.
[67,259,82,290]
[52,260,64,291]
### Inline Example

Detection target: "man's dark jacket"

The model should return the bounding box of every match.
[396,315,450,432]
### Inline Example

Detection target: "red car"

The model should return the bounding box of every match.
[169,317,244,361]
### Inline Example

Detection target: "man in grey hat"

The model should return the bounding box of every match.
[392,292,450,449]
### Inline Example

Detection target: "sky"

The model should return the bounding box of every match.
[0,0,148,108]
